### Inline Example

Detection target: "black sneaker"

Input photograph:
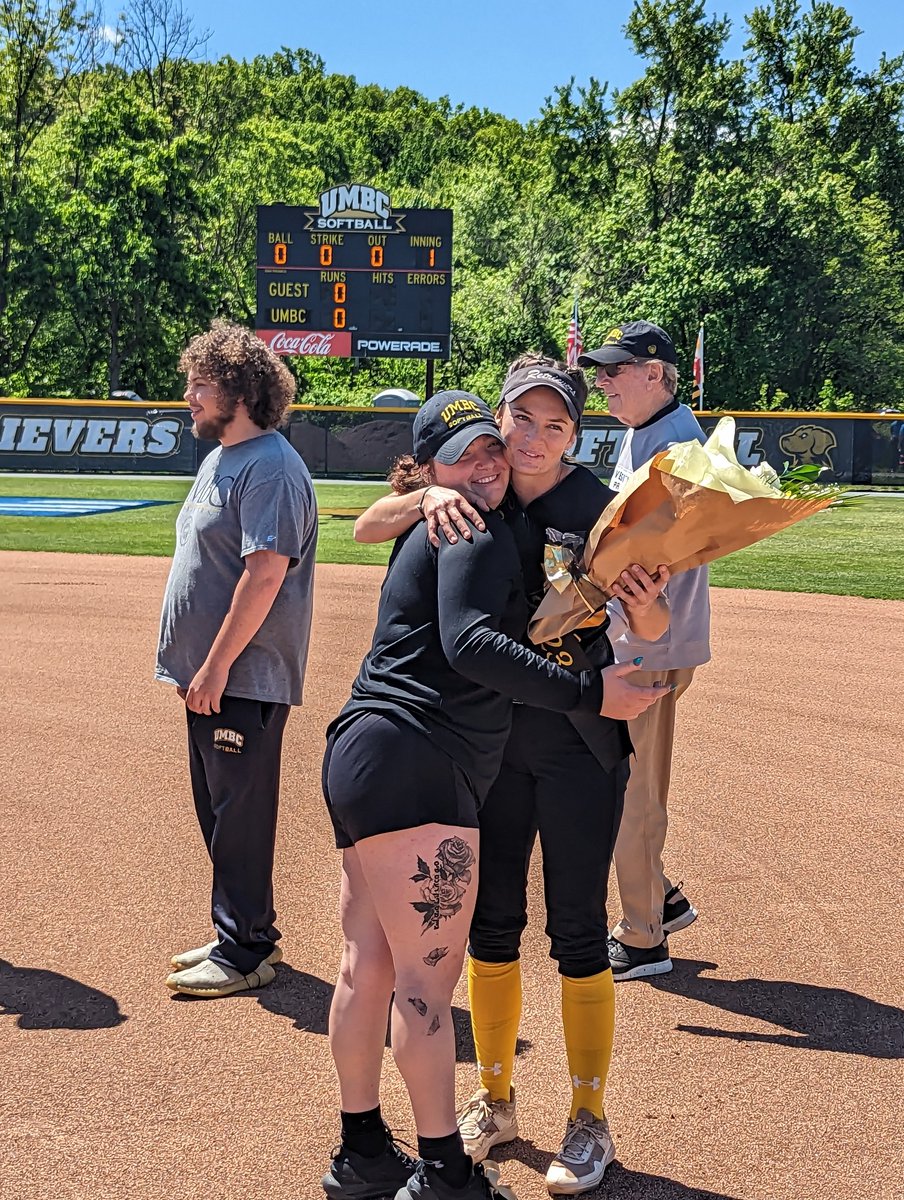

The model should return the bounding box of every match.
[662,882,698,935]
[322,1132,418,1199]
[395,1159,515,1198]
[607,935,672,982]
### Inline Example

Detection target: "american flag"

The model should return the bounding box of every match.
[566,297,583,368]
[692,324,704,409]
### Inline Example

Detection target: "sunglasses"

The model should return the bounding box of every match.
[595,359,645,378]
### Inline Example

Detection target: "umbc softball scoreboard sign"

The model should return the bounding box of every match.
[256,187,453,360]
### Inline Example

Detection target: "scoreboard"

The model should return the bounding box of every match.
[256,188,453,360]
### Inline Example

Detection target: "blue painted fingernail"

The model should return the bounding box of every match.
[633,656,644,665]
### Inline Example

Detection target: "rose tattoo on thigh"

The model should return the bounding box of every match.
[410,836,475,934]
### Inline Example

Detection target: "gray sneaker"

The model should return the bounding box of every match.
[457,1087,518,1163]
[170,940,283,971]
[545,1110,615,1195]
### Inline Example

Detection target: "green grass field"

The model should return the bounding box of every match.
[0,476,901,598]
[0,476,391,564]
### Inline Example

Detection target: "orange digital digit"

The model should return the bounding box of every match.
[333,282,346,303]
[370,245,383,268]
[320,244,333,267]
[274,243,287,265]
[333,307,346,329]
[428,249,435,267]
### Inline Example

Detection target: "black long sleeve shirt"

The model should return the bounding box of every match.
[333,507,603,800]
[513,466,633,770]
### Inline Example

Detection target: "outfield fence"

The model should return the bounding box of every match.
[0,399,901,486]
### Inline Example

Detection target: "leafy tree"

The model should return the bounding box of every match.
[50,81,211,395]
[0,0,93,386]
[0,0,903,411]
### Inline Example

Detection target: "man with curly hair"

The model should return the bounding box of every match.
[156,321,318,998]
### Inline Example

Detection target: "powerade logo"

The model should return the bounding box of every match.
[0,415,183,456]
[310,184,402,232]
[356,339,442,353]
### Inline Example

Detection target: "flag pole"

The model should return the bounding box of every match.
[566,295,582,369]
[692,322,704,411]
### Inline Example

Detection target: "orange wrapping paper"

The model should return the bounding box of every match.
[529,417,837,644]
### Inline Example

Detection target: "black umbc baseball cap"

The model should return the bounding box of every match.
[578,321,677,367]
[499,367,586,424]
[412,390,506,465]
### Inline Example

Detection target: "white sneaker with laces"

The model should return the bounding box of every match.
[457,1086,518,1163]
[545,1109,615,1195]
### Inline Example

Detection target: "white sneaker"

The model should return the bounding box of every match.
[457,1086,518,1162]
[170,940,283,971]
[545,1110,615,1195]
[165,958,276,997]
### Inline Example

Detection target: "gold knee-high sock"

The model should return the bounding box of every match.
[467,957,522,1102]
[561,969,615,1120]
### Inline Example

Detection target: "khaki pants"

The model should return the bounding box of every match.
[611,666,696,949]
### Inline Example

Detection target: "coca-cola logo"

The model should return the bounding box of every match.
[258,329,351,358]
[272,331,333,355]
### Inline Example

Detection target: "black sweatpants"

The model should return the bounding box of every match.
[186,695,290,975]
[468,704,629,979]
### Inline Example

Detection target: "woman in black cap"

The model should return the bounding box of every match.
[322,390,665,1200]
[355,360,670,1196]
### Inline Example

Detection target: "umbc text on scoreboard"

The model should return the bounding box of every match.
[256,188,453,360]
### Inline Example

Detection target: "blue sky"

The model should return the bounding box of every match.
[180,0,903,123]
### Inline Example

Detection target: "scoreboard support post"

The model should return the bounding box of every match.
[425,359,436,401]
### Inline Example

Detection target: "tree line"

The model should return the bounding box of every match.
[1,0,903,411]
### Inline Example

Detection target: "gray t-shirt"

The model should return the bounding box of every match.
[156,430,317,705]
[607,401,711,670]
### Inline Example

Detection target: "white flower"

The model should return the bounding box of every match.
[750,461,782,491]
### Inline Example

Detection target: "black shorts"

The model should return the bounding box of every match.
[322,711,479,848]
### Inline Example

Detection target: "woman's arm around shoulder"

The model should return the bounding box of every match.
[355,487,488,547]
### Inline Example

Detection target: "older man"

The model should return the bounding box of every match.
[579,321,710,981]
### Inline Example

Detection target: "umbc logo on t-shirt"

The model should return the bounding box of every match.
[213,727,245,754]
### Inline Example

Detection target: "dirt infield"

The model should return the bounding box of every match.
[1,552,901,1200]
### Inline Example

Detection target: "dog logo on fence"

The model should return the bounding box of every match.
[779,425,837,471]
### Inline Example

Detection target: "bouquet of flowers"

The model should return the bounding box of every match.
[529,416,841,644]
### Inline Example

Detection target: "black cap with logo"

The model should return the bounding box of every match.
[499,367,585,424]
[578,320,677,367]
[412,390,506,465]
